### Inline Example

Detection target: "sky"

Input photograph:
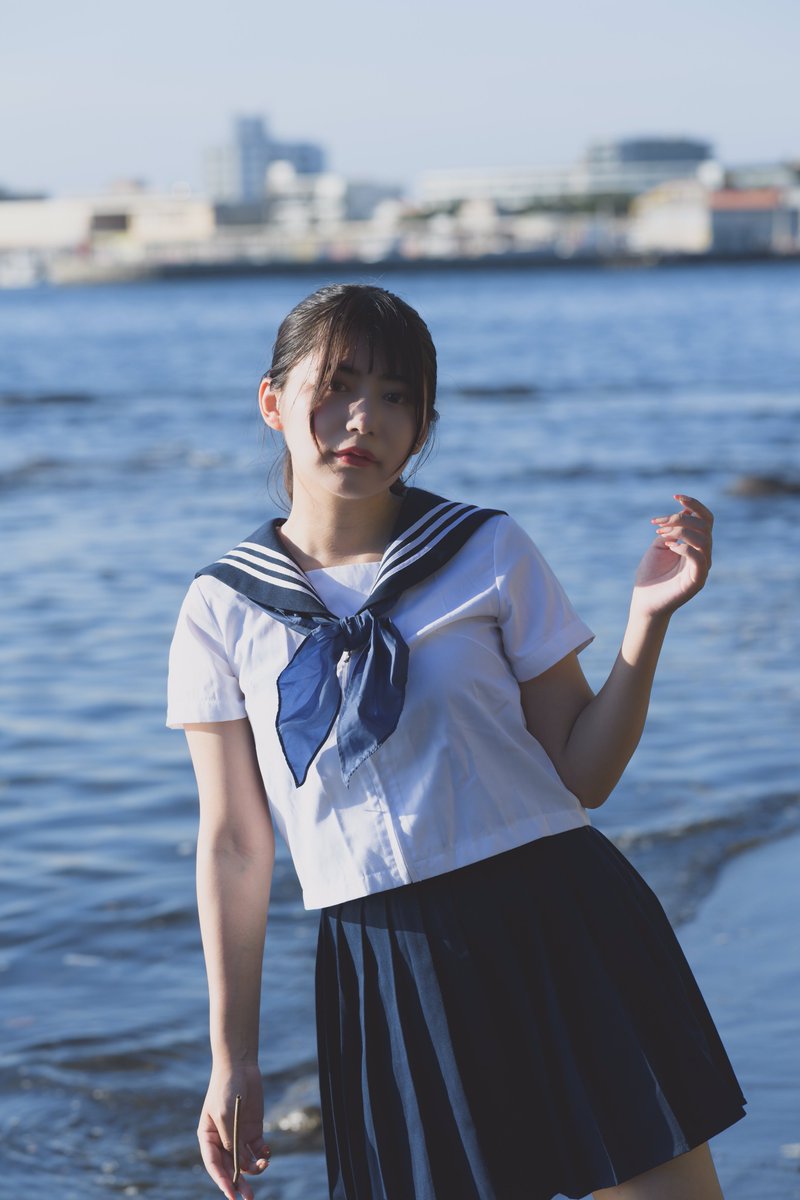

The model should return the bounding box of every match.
[2,0,798,197]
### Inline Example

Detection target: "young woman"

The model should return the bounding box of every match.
[167,283,745,1200]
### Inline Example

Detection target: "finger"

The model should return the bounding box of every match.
[241,1155,271,1175]
[235,1175,255,1200]
[673,494,714,524]
[656,525,711,553]
[652,511,710,531]
[656,539,709,572]
[242,1139,272,1173]
[197,1134,241,1200]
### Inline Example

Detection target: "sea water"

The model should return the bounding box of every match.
[1,263,798,1198]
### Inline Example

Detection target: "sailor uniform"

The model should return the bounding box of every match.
[167,489,596,910]
[167,487,746,1200]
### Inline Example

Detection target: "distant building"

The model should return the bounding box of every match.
[629,180,711,253]
[418,136,716,211]
[580,137,713,197]
[0,188,215,254]
[265,161,346,230]
[723,162,800,191]
[0,184,48,202]
[344,181,404,222]
[710,188,799,253]
[205,116,325,204]
[417,164,577,210]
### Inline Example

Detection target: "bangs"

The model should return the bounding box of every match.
[310,291,430,410]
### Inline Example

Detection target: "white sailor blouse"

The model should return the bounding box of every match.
[167,489,595,909]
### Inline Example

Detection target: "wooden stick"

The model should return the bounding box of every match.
[232,1093,242,1188]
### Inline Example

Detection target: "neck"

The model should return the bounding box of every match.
[278,485,406,571]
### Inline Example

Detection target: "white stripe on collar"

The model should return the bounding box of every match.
[219,555,322,599]
[375,503,478,589]
[226,547,312,585]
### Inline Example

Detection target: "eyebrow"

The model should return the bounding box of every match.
[335,363,410,384]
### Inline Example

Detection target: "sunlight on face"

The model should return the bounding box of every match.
[273,339,421,503]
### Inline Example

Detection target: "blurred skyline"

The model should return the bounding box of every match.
[3,0,798,196]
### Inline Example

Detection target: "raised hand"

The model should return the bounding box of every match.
[631,494,714,619]
[198,1063,271,1199]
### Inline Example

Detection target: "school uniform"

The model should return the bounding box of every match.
[167,488,746,1200]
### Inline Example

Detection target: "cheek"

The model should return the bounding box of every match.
[398,407,422,449]
[309,403,338,445]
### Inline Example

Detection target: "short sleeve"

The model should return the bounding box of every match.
[166,578,248,727]
[493,516,594,681]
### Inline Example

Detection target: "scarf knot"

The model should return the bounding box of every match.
[276,609,409,787]
[335,614,371,652]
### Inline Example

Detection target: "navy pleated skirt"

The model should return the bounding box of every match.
[315,826,746,1200]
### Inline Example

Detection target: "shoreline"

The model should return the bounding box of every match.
[18,247,800,288]
[676,829,800,1199]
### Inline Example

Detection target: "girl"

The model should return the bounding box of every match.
[167,283,745,1200]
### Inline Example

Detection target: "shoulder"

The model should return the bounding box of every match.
[176,572,263,637]
[468,512,551,574]
[181,572,241,615]
[439,511,555,590]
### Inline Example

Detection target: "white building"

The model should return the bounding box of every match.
[629,180,712,253]
[0,187,215,255]
[265,161,347,230]
[417,136,715,211]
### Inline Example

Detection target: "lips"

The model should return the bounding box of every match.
[334,447,377,465]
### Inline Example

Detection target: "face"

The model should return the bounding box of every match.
[260,338,423,504]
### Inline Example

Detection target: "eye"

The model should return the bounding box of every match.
[384,390,411,405]
[328,377,348,393]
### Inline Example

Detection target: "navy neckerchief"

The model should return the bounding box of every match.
[196,488,504,787]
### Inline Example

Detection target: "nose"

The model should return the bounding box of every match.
[345,392,378,434]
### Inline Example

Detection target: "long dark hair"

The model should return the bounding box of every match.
[265,283,438,501]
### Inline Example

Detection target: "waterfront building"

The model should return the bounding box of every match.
[0,186,215,272]
[265,161,346,231]
[723,162,799,190]
[417,136,716,211]
[710,188,799,254]
[580,137,713,198]
[205,116,325,204]
[344,181,405,222]
[629,180,712,253]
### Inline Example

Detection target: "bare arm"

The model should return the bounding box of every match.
[520,495,714,810]
[186,717,275,1200]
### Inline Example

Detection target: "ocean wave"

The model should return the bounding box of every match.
[0,391,95,407]
[442,378,800,401]
[612,789,800,925]
[0,457,71,490]
[0,453,720,494]
[264,1068,324,1150]
[0,446,235,490]
[452,462,717,488]
[453,383,539,399]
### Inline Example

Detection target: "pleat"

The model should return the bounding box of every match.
[316,827,746,1200]
[383,888,489,1199]
[370,892,429,1198]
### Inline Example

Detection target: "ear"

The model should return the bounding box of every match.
[259,376,283,431]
